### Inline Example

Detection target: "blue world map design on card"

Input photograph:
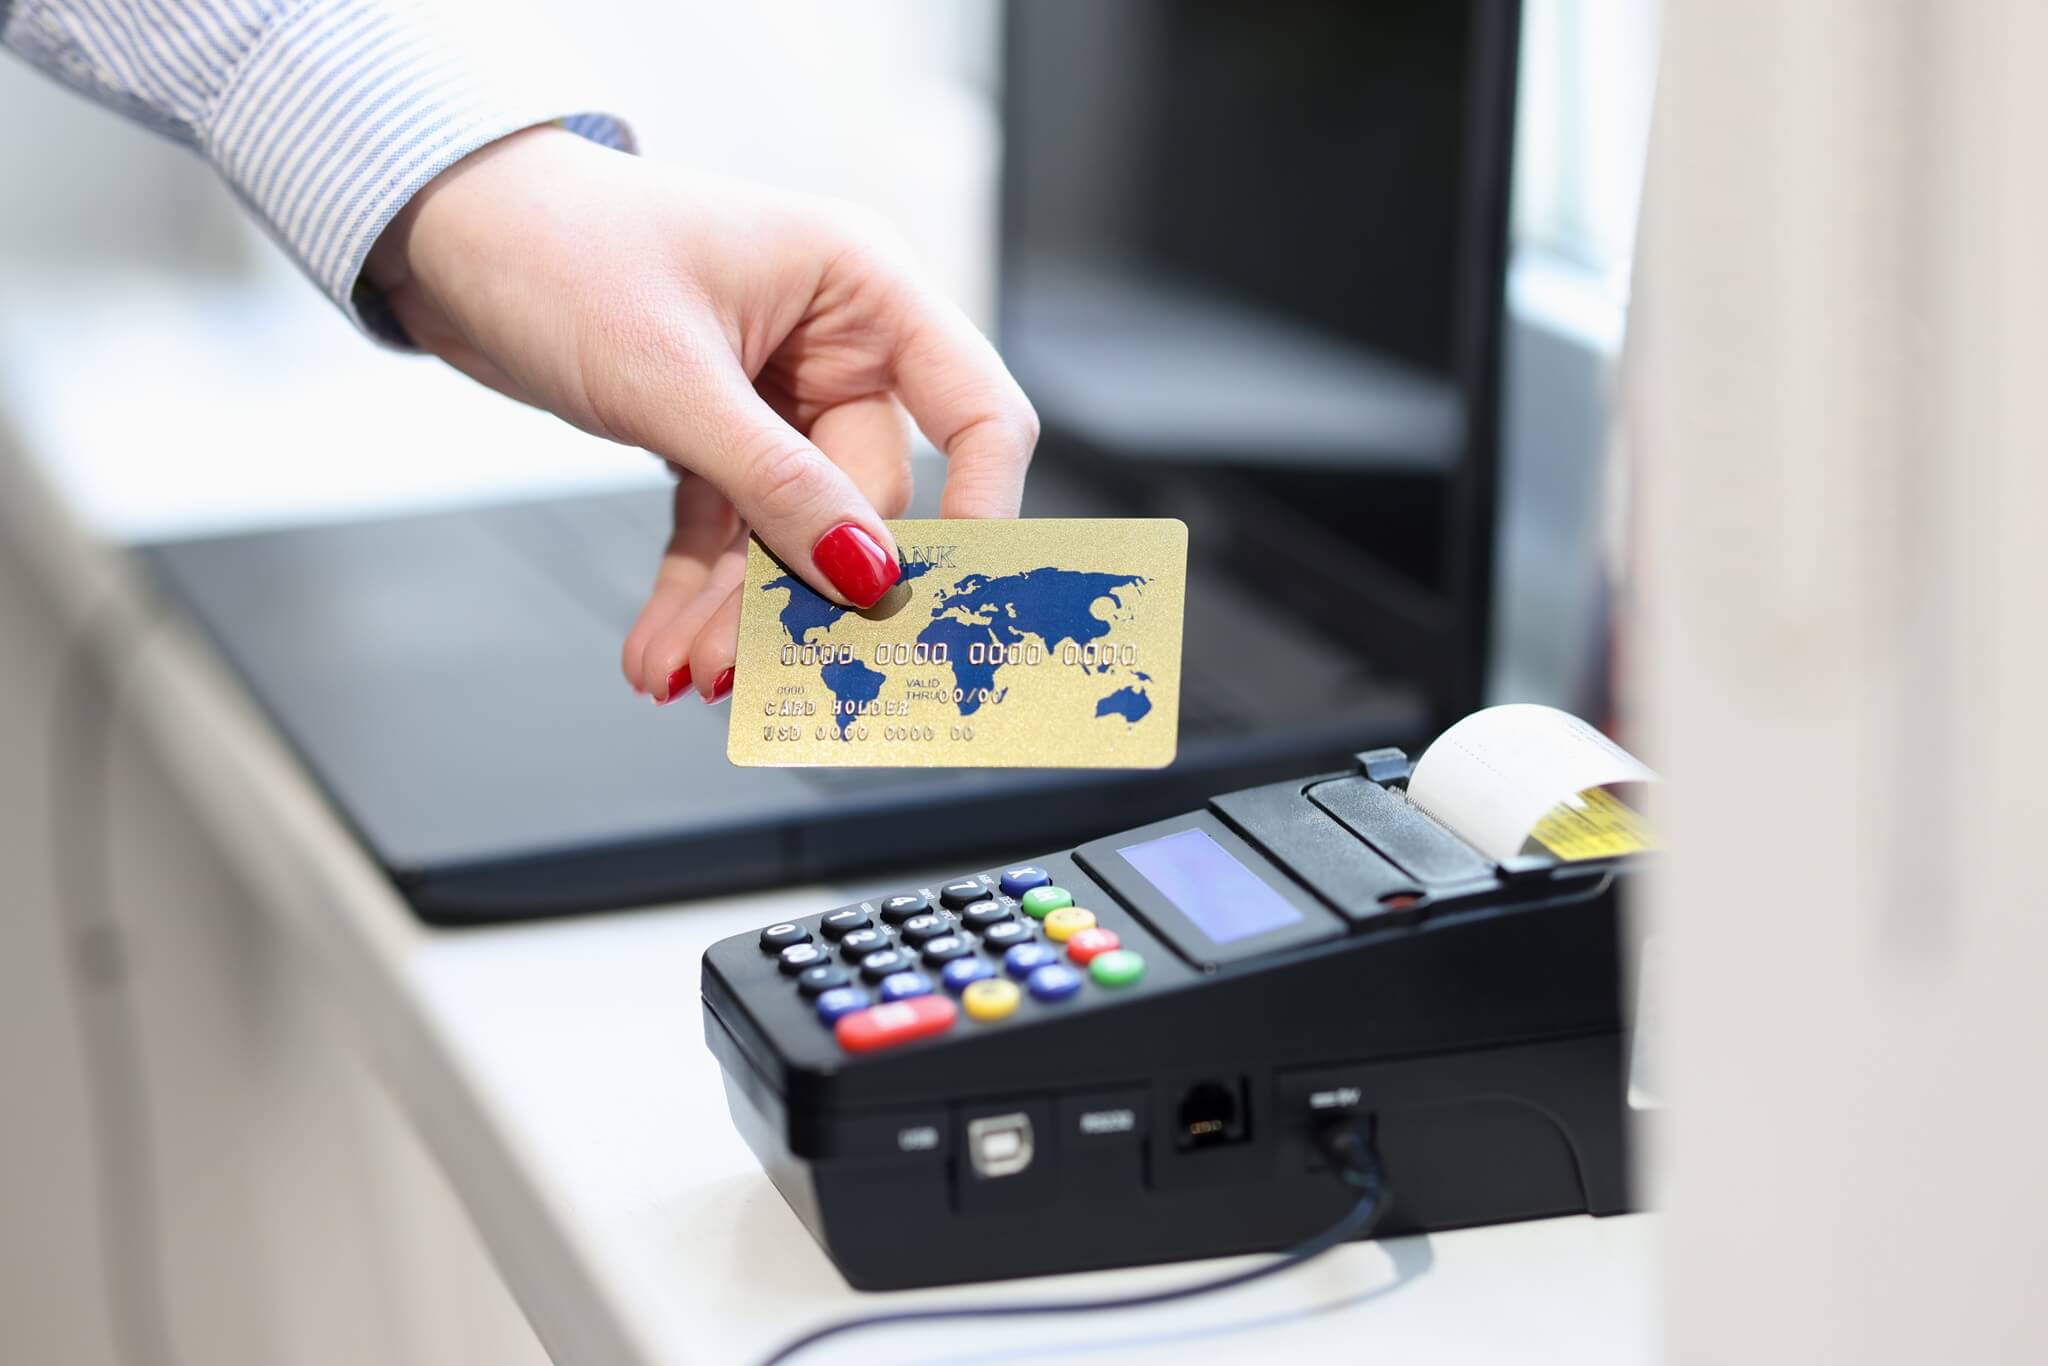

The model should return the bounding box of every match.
[763,560,1155,735]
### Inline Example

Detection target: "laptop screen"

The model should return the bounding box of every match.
[999,0,1519,723]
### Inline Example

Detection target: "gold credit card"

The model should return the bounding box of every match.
[728,519,1187,768]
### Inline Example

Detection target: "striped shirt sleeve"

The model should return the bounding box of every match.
[0,0,633,341]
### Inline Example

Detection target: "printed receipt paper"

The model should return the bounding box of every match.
[1405,704,1658,862]
[728,520,1187,768]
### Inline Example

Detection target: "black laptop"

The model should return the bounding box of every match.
[142,0,1519,923]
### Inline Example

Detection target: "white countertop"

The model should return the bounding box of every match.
[0,279,1659,1365]
[405,893,1659,1364]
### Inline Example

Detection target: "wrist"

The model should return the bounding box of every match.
[364,123,593,294]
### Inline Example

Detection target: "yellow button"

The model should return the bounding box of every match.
[962,978,1021,1021]
[1042,906,1097,943]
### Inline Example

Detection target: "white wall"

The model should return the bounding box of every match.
[1639,2,2048,1360]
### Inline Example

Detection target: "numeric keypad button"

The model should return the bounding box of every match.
[920,935,970,966]
[820,909,871,940]
[878,894,930,925]
[982,921,1032,952]
[839,928,889,961]
[939,879,990,909]
[759,922,811,952]
[797,963,852,997]
[859,949,914,983]
[778,943,827,975]
[899,914,949,946]
[960,900,1011,933]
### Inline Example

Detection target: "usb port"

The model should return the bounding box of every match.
[966,1112,1035,1179]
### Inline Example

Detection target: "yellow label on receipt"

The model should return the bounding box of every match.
[728,519,1187,768]
[1528,786,1657,861]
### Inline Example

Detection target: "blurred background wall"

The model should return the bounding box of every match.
[0,1,1005,327]
[1494,0,1658,709]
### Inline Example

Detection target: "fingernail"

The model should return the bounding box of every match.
[655,665,691,706]
[707,667,734,704]
[811,523,900,609]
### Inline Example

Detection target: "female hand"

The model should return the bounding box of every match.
[365,126,1038,703]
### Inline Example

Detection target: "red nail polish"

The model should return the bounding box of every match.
[811,523,900,609]
[708,667,734,703]
[656,665,691,706]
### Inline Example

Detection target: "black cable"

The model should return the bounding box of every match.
[760,1124,1391,1366]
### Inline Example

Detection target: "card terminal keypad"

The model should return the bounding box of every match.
[739,859,1160,1056]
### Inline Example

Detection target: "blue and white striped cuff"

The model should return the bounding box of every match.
[205,0,633,341]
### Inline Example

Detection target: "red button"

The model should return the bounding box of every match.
[834,995,958,1053]
[1065,927,1121,965]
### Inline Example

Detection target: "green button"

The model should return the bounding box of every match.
[1020,886,1073,920]
[1089,950,1145,987]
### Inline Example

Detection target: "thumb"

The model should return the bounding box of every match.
[643,357,901,609]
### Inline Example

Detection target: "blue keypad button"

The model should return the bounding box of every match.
[1004,943,1058,978]
[858,949,913,983]
[941,957,995,992]
[1025,963,1083,1002]
[814,986,870,1023]
[1000,865,1053,898]
[983,921,1032,951]
[878,971,934,1002]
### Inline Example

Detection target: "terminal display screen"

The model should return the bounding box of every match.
[1116,828,1305,945]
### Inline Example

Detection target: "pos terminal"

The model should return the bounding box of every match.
[702,714,1642,1290]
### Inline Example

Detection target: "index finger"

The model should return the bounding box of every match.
[888,291,1040,519]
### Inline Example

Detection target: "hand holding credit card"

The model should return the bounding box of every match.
[728,520,1187,768]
